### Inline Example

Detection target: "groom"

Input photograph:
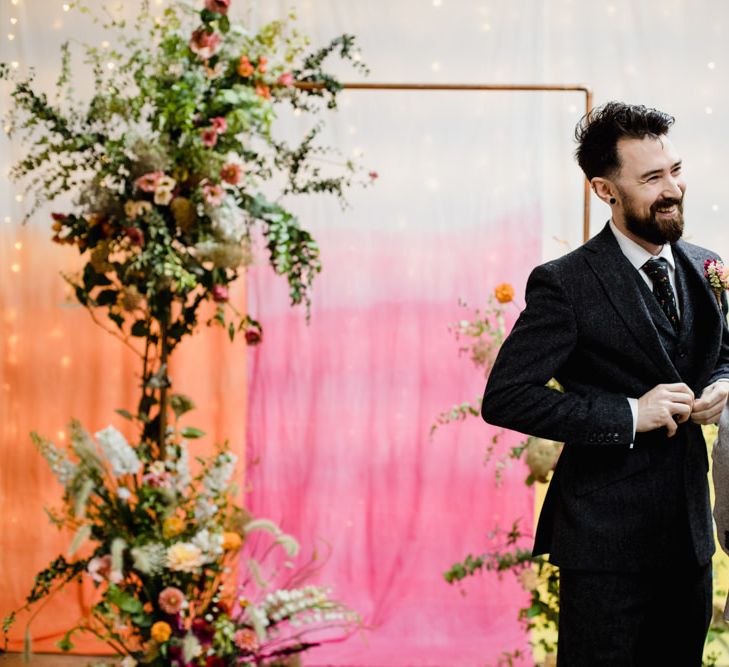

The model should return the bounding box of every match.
[481,102,729,665]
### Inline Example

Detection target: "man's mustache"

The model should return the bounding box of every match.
[651,197,683,211]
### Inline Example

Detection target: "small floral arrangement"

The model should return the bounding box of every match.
[4,414,358,665]
[704,259,729,309]
[443,522,559,664]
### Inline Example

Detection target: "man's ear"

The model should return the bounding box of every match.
[591,177,617,206]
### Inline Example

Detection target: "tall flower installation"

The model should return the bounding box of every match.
[1,1,366,664]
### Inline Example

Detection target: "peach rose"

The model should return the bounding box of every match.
[237,56,254,78]
[494,282,515,304]
[189,29,221,60]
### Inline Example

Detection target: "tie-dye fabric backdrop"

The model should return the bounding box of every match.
[245,88,542,665]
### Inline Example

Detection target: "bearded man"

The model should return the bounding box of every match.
[481,102,729,665]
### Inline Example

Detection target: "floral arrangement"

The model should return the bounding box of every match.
[2,0,366,663]
[2,0,369,370]
[443,521,559,663]
[704,259,729,309]
[5,417,357,666]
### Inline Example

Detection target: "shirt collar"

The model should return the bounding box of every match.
[608,219,675,271]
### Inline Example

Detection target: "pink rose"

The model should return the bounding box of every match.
[204,0,230,15]
[202,182,224,207]
[125,226,145,246]
[135,171,163,192]
[233,628,258,652]
[88,555,113,583]
[211,116,227,134]
[201,128,218,147]
[158,586,186,614]
[212,285,229,303]
[277,72,294,87]
[220,162,243,185]
[189,29,221,60]
[369,171,379,181]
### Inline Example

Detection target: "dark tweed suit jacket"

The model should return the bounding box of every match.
[482,222,729,571]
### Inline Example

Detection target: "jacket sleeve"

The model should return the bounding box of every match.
[481,262,634,445]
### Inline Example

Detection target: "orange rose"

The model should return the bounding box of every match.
[494,283,514,304]
[150,621,172,643]
[222,531,243,551]
[163,516,185,539]
[238,56,254,78]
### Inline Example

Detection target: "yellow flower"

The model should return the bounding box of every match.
[150,621,172,643]
[124,200,152,220]
[163,516,185,539]
[222,531,243,551]
[170,197,196,232]
[494,282,515,304]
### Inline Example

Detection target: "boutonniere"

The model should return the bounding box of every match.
[704,258,729,309]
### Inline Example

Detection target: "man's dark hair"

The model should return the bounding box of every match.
[575,102,675,180]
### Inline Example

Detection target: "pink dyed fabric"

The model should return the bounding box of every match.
[246,210,541,665]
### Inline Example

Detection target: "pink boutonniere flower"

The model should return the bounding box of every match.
[704,258,729,309]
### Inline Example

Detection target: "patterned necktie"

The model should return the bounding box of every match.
[642,257,680,332]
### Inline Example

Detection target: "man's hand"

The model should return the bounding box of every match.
[691,380,729,425]
[637,383,694,437]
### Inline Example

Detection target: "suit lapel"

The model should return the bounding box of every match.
[672,241,722,357]
[583,224,681,382]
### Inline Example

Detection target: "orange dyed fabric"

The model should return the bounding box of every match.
[0,226,247,653]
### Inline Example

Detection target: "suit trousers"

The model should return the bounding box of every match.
[557,561,712,666]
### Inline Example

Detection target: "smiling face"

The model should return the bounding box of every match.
[610,135,686,248]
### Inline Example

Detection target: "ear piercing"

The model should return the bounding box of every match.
[610,197,616,204]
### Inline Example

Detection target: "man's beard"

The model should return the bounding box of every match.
[622,194,685,245]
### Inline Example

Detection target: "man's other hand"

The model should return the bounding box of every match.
[637,383,694,437]
[691,380,729,425]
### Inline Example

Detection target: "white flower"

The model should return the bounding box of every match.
[121,657,137,667]
[209,196,246,242]
[192,529,224,563]
[35,437,77,486]
[168,63,184,78]
[95,426,141,476]
[203,452,237,494]
[182,633,202,661]
[154,187,174,206]
[131,543,167,575]
[194,497,218,522]
[117,487,132,501]
[169,441,191,490]
[166,542,204,572]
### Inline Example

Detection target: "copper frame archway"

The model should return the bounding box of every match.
[298,82,594,243]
